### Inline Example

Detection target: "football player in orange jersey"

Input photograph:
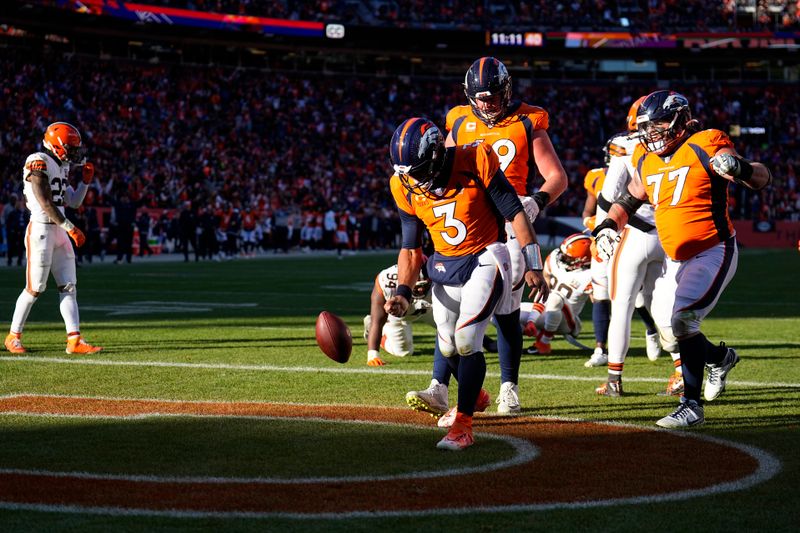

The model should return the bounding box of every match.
[5,122,102,355]
[439,56,567,414]
[593,90,772,428]
[385,118,548,450]
[591,97,684,398]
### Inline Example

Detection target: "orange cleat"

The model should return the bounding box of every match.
[66,335,103,355]
[436,413,474,451]
[474,388,491,412]
[661,371,684,396]
[438,389,491,428]
[4,332,26,354]
[534,339,552,354]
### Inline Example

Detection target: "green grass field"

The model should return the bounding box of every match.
[0,248,798,532]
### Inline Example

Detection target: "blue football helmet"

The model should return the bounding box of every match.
[389,118,446,197]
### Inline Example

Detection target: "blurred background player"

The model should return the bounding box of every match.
[440,56,568,414]
[581,141,612,362]
[594,90,772,427]
[4,122,102,355]
[522,234,593,354]
[386,117,548,450]
[591,97,684,397]
[363,261,434,366]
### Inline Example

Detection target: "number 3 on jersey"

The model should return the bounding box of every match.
[432,201,467,245]
[644,166,690,206]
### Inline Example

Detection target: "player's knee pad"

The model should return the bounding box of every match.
[658,325,679,353]
[439,336,457,357]
[454,328,479,356]
[672,309,700,339]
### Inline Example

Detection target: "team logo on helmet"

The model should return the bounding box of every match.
[635,91,692,155]
[389,118,449,199]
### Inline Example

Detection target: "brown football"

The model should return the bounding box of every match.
[315,311,352,363]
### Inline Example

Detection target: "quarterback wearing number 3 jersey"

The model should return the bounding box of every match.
[594,91,772,428]
[385,117,548,450]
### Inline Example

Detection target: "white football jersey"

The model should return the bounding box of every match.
[543,251,592,315]
[376,264,432,321]
[600,133,655,225]
[22,151,69,223]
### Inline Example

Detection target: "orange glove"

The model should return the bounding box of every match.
[583,215,596,231]
[67,227,86,247]
[82,162,94,184]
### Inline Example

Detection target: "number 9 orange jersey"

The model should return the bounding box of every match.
[390,143,505,257]
[445,102,549,196]
[632,129,735,261]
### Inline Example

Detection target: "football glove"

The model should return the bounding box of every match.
[520,195,540,224]
[710,153,741,178]
[594,228,619,262]
[67,227,86,247]
[81,162,95,184]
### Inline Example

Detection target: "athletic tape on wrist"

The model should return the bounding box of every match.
[522,243,543,271]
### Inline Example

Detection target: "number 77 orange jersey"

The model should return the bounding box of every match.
[632,129,735,261]
[390,143,506,257]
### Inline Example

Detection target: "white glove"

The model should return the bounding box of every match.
[594,228,620,262]
[710,153,741,177]
[520,195,540,224]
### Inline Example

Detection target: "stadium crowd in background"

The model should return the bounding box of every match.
[0,50,797,262]
[104,1,800,31]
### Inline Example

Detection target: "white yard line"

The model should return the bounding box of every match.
[1,356,799,388]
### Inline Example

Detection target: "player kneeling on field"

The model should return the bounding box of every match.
[520,234,593,355]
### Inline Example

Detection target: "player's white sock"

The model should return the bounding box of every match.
[11,290,38,333]
[59,289,80,334]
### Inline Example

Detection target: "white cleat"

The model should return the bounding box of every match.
[496,381,520,415]
[656,398,704,428]
[405,379,448,418]
[704,346,740,401]
[584,347,608,368]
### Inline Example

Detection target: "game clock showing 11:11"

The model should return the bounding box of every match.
[488,32,543,47]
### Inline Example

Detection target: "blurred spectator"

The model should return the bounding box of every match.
[178,201,198,262]
[5,195,29,267]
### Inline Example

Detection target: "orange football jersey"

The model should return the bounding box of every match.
[632,129,735,261]
[583,167,606,198]
[390,143,503,257]
[445,102,549,196]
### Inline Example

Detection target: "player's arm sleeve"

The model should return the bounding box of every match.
[487,169,524,221]
[390,174,424,249]
[64,182,89,208]
[399,210,424,249]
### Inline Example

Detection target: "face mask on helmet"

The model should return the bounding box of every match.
[559,234,592,271]
[635,91,691,156]
[43,122,85,164]
[390,118,448,198]
[464,57,512,126]
[413,276,431,298]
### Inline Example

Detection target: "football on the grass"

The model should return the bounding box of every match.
[315,311,352,363]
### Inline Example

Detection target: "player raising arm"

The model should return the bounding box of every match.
[592,91,771,428]
[384,118,547,450]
